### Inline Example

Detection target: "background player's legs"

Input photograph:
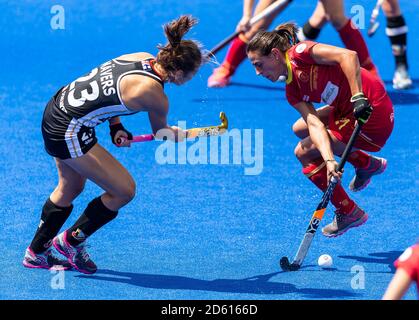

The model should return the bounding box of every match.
[382,0,412,89]
[298,1,328,41]
[208,0,277,88]
[322,0,378,75]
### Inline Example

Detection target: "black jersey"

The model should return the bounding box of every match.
[42,57,163,159]
[54,58,163,127]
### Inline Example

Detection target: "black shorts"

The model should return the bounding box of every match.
[41,98,98,159]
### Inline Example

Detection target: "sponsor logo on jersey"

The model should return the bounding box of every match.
[321,81,339,105]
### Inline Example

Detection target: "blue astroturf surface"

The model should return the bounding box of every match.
[0,0,418,300]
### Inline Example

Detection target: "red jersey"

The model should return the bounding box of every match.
[285,41,394,152]
[395,244,419,296]
[285,41,387,112]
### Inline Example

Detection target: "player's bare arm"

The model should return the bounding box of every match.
[292,101,341,180]
[309,43,362,95]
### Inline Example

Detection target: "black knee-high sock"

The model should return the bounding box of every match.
[30,199,73,254]
[66,196,118,247]
[386,15,408,68]
[302,22,322,40]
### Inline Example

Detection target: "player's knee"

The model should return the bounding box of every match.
[57,179,86,199]
[292,120,308,139]
[329,14,347,30]
[117,179,136,204]
[72,180,86,197]
[294,142,304,160]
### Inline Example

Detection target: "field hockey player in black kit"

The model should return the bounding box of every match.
[23,15,205,274]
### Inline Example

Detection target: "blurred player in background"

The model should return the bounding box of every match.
[383,242,419,299]
[381,0,412,89]
[208,0,289,88]
[246,23,393,237]
[299,0,412,89]
[297,0,379,76]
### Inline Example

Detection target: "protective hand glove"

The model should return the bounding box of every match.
[351,93,373,124]
[109,123,133,145]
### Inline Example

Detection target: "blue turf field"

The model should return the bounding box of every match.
[0,0,417,300]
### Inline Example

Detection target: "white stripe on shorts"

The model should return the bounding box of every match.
[65,118,83,158]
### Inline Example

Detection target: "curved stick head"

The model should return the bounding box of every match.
[219,112,228,131]
[280,257,300,272]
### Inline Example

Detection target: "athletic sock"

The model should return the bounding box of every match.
[302,159,355,214]
[347,150,371,169]
[222,36,248,74]
[302,21,322,40]
[66,196,118,247]
[30,198,73,254]
[386,15,408,69]
[338,19,376,72]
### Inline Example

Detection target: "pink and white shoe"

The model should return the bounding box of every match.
[322,205,368,238]
[53,231,97,274]
[349,156,387,192]
[23,247,72,270]
[207,64,233,88]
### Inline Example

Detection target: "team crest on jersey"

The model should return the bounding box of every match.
[141,60,152,71]
[297,70,309,82]
[295,43,307,54]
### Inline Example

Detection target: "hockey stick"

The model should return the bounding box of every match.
[367,0,384,37]
[117,112,228,144]
[208,0,292,56]
[280,122,363,271]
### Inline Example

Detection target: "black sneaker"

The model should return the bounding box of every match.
[53,231,97,274]
[23,247,72,270]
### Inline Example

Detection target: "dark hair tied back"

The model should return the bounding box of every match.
[157,15,203,76]
[247,22,298,55]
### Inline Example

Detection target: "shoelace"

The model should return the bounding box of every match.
[335,213,345,224]
[76,244,91,262]
[45,250,65,265]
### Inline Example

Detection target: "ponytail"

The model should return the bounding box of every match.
[247,22,298,55]
[157,15,203,75]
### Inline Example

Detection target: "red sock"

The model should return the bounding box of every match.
[302,159,355,214]
[338,20,376,72]
[223,36,248,74]
[347,150,371,169]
